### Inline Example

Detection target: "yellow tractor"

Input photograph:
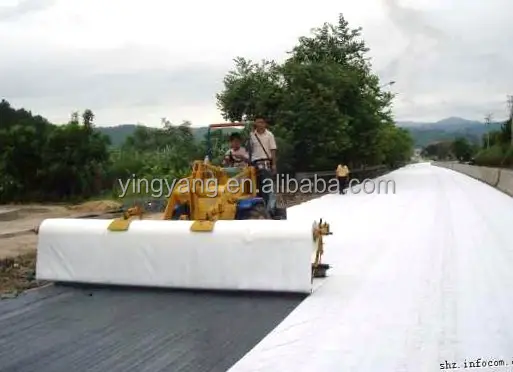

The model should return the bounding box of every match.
[161,122,287,228]
[34,122,332,294]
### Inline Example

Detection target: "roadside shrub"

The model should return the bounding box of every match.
[474,145,513,167]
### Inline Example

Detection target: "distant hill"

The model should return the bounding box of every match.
[96,117,505,149]
[96,124,237,147]
[97,124,140,146]
[398,117,503,147]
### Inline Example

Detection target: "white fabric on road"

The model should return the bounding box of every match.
[229,162,513,372]
[36,219,316,293]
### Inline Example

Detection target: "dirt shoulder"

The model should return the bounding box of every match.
[0,252,43,297]
[0,201,124,237]
[0,201,124,298]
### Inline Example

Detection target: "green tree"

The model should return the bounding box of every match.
[0,101,110,201]
[118,118,201,182]
[82,109,94,131]
[475,96,512,167]
[499,118,511,144]
[70,111,80,125]
[421,141,453,160]
[216,13,411,172]
[451,137,475,161]
[377,124,414,167]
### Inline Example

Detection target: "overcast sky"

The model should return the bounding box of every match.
[1,0,512,127]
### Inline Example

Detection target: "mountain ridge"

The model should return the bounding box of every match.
[95,117,507,148]
[397,117,505,147]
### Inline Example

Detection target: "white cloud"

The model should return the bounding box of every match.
[1,0,512,126]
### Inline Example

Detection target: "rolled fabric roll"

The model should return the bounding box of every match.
[36,218,317,293]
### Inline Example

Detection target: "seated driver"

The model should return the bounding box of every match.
[223,132,249,167]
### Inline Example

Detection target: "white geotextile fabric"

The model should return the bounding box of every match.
[229,163,513,371]
[36,219,317,293]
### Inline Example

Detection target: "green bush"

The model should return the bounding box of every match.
[474,145,513,167]
[502,146,513,167]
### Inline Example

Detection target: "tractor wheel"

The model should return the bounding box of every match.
[247,204,270,219]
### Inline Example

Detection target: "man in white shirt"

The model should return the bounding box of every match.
[249,116,277,213]
[250,117,277,174]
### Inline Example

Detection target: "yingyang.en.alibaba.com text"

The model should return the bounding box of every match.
[116,174,396,198]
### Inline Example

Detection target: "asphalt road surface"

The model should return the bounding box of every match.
[0,285,303,372]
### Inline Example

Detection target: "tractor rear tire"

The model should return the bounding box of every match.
[247,204,270,219]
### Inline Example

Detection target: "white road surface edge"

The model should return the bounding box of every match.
[228,162,513,372]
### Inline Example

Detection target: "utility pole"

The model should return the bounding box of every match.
[484,113,492,149]
[508,95,513,146]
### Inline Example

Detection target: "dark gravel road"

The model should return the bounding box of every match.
[0,285,304,372]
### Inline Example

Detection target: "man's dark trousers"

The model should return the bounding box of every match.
[256,167,276,212]
[338,176,347,194]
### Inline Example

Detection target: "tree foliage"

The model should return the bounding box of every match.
[421,141,454,160]
[113,119,202,182]
[0,100,208,202]
[451,137,475,162]
[0,100,110,202]
[216,14,413,172]
[474,98,512,167]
